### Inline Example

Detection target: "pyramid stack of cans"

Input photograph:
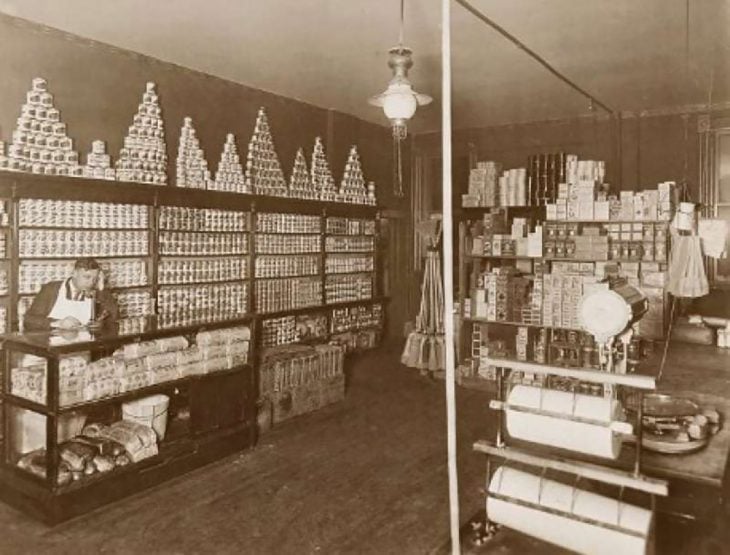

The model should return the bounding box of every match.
[7,78,83,177]
[245,108,288,196]
[288,148,315,199]
[311,137,338,201]
[83,140,116,180]
[176,117,213,189]
[115,82,167,185]
[337,146,370,204]
[212,133,247,193]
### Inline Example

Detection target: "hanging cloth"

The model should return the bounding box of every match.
[667,229,709,298]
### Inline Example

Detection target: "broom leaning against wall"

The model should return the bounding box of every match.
[402,217,446,375]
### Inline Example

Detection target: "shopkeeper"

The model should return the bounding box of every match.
[24,257,118,331]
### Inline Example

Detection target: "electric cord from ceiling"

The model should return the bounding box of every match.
[453,0,614,115]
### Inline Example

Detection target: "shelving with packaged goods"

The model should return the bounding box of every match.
[157,205,250,329]
[0,316,255,523]
[253,211,323,317]
[458,187,674,383]
[15,197,155,330]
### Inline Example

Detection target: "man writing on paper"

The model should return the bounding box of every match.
[24,258,118,331]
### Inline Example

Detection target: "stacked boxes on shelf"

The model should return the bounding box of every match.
[543,221,669,262]
[546,180,676,222]
[463,161,501,208]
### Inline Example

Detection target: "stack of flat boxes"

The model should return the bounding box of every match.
[546,181,675,223]
[463,161,501,207]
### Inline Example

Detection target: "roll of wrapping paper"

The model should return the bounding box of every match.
[505,385,626,459]
[487,467,653,555]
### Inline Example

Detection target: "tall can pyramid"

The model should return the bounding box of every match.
[213,133,247,193]
[175,117,213,189]
[310,137,337,202]
[115,82,168,184]
[337,145,370,204]
[244,107,288,196]
[288,147,314,199]
[7,77,83,177]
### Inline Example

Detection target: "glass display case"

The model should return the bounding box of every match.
[0,316,255,523]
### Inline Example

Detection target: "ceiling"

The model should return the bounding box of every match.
[0,0,728,133]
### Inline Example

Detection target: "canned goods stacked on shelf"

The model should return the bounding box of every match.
[19,259,148,294]
[157,282,248,328]
[158,257,247,285]
[158,232,247,256]
[158,206,248,232]
[0,200,10,227]
[113,289,154,318]
[255,234,320,254]
[324,254,374,274]
[255,276,322,313]
[0,268,8,295]
[325,217,376,236]
[19,198,148,229]
[19,229,149,258]
[255,254,319,278]
[255,212,321,234]
[324,235,375,253]
[331,303,383,333]
[325,273,373,304]
[261,315,297,347]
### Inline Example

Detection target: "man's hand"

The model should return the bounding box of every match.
[54,316,83,330]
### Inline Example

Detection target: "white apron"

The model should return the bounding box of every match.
[48,280,93,325]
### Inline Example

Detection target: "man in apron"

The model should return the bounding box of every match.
[24,258,118,332]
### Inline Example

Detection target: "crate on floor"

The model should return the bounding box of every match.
[260,343,345,424]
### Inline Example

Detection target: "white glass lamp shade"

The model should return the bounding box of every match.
[382,83,418,121]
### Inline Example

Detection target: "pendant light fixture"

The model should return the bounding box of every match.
[369,0,432,197]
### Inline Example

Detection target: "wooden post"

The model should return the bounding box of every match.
[441,0,460,552]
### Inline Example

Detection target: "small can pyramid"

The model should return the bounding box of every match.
[245,107,288,197]
[310,137,337,202]
[288,147,314,199]
[213,133,247,193]
[175,117,213,189]
[115,82,167,185]
[7,77,83,177]
[83,140,115,181]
